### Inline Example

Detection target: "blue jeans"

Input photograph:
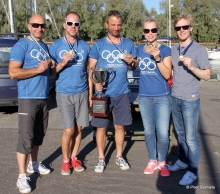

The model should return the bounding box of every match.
[139,95,171,162]
[171,96,200,175]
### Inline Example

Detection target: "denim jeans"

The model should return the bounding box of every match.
[139,95,171,162]
[171,96,200,175]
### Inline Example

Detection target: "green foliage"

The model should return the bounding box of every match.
[123,0,149,40]
[181,0,219,42]
[0,0,10,32]
[0,0,219,42]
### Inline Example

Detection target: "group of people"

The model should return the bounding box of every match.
[137,15,210,186]
[8,9,210,194]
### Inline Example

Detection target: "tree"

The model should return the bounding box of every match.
[83,0,105,41]
[123,0,149,41]
[13,0,30,33]
[36,0,69,40]
[159,0,182,41]
[0,0,12,33]
[180,0,220,42]
[0,0,219,43]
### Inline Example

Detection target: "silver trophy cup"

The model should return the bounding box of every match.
[90,67,114,98]
[87,67,114,117]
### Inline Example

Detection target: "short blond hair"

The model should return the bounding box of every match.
[142,18,159,31]
[173,13,193,27]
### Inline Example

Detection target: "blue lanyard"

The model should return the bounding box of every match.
[179,40,193,56]
[65,36,78,54]
[107,35,124,54]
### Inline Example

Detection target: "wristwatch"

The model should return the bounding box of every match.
[156,56,162,63]
[128,61,135,67]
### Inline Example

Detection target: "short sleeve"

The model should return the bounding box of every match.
[89,42,99,60]
[10,43,25,63]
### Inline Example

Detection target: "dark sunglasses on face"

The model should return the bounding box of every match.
[143,28,158,34]
[30,23,46,28]
[174,25,190,31]
[66,21,80,27]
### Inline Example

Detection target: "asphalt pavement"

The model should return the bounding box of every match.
[0,80,219,194]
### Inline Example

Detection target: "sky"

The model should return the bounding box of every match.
[142,0,161,13]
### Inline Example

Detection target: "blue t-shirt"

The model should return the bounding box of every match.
[49,37,90,94]
[89,37,136,97]
[10,38,50,99]
[137,44,171,96]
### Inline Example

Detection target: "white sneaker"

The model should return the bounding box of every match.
[168,159,188,171]
[116,156,130,170]
[27,161,51,175]
[17,176,31,193]
[94,158,106,173]
[179,171,197,185]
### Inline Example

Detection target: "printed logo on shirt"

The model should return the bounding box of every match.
[30,49,47,61]
[102,50,124,64]
[59,50,83,65]
[139,57,157,71]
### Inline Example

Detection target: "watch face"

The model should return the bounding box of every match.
[156,57,162,63]
[156,56,162,63]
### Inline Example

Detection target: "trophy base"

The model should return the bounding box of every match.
[90,110,110,117]
[91,95,109,118]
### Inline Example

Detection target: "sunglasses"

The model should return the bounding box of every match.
[174,25,190,31]
[30,23,46,28]
[143,28,158,34]
[66,21,80,27]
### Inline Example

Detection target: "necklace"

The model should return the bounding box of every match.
[144,42,161,52]
[30,34,51,62]
[178,40,193,61]
[107,35,125,59]
[145,41,161,49]
[65,36,77,56]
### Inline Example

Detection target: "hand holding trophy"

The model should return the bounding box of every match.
[88,67,114,117]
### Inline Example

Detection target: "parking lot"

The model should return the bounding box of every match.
[0,81,220,194]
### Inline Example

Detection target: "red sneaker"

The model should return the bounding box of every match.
[72,157,85,172]
[158,161,170,177]
[144,160,158,174]
[61,159,72,175]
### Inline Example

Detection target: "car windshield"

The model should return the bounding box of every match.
[0,47,11,68]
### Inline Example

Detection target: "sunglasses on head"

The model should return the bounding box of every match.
[143,28,158,34]
[66,21,80,27]
[30,23,46,28]
[174,25,190,31]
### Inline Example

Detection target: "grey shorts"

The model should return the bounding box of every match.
[91,93,132,128]
[56,90,89,129]
[16,99,49,154]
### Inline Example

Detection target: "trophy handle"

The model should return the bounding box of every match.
[87,67,98,83]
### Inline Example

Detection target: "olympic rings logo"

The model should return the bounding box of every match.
[138,57,157,71]
[30,49,47,61]
[102,50,123,63]
[59,50,83,62]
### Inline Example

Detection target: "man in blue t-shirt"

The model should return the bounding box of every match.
[88,10,137,173]
[49,11,90,176]
[9,14,53,193]
[168,14,211,186]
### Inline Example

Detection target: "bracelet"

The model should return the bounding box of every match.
[156,56,162,63]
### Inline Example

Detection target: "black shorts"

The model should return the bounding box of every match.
[16,99,49,154]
